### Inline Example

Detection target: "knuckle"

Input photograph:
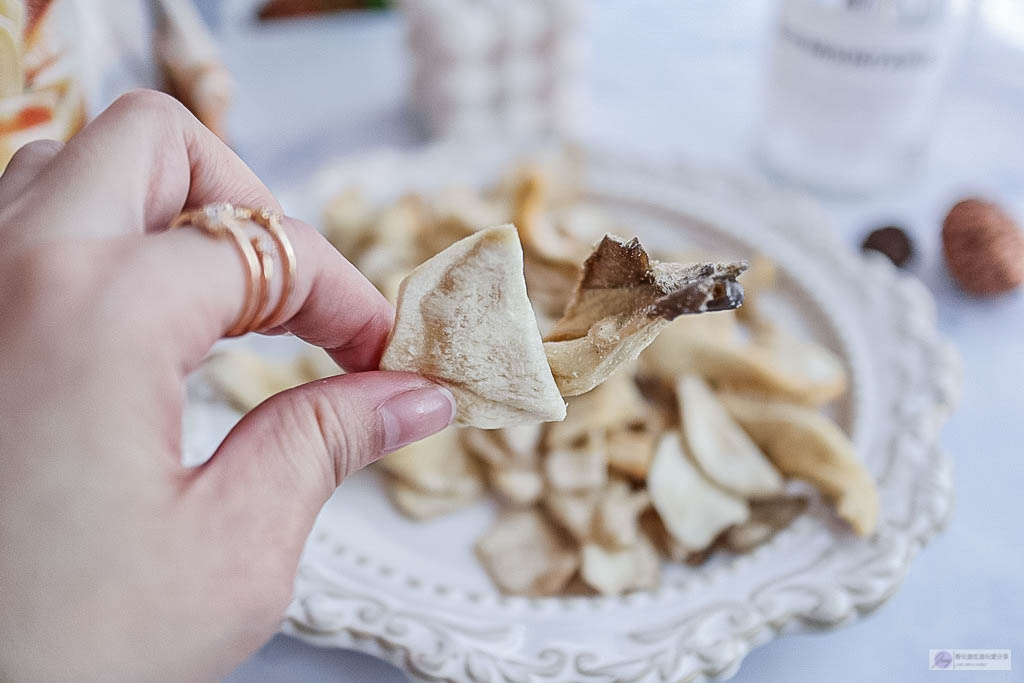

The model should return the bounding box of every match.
[6,138,63,168]
[111,88,188,122]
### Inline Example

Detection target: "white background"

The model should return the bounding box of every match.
[168,1,1024,680]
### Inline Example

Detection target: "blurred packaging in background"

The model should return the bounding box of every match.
[0,0,232,172]
[0,0,85,169]
[757,0,974,194]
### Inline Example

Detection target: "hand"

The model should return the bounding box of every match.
[0,90,455,681]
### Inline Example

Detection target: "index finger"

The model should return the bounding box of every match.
[18,89,393,371]
[146,216,394,372]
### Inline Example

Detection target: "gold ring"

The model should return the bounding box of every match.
[171,203,295,337]
[236,207,296,330]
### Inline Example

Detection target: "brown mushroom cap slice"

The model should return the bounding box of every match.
[380,225,566,428]
[475,510,579,596]
[646,432,749,553]
[678,374,783,499]
[718,393,878,536]
[544,235,746,396]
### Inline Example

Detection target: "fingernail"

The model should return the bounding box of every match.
[378,385,457,454]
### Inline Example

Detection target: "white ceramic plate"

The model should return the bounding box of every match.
[183,143,959,682]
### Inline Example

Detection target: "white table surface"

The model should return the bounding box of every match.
[197,2,1024,680]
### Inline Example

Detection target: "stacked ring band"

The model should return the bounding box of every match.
[171,203,296,337]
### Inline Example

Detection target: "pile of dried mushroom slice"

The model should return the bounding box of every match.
[203,159,879,597]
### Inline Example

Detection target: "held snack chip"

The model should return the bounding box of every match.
[381,223,746,428]
[203,153,880,596]
[379,225,567,428]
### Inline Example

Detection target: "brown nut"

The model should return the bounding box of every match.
[862,225,913,268]
[942,198,1024,296]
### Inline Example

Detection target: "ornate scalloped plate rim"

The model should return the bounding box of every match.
[269,142,959,682]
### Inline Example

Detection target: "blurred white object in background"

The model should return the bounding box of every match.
[154,0,234,139]
[756,0,973,194]
[72,0,156,115]
[405,0,584,140]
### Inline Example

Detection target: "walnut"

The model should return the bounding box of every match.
[942,198,1024,296]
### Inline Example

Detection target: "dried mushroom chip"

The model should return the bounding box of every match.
[460,428,512,467]
[421,186,508,256]
[389,481,480,521]
[514,167,591,267]
[513,168,588,317]
[605,421,662,481]
[643,324,847,408]
[462,424,543,468]
[488,465,544,507]
[322,189,374,258]
[357,243,410,292]
[678,374,783,499]
[381,429,482,498]
[562,573,599,597]
[734,255,777,325]
[646,432,749,553]
[544,489,601,541]
[380,225,566,428]
[545,366,647,450]
[591,479,650,549]
[544,235,746,396]
[718,393,878,536]
[500,423,544,458]
[204,349,308,412]
[580,534,660,596]
[297,347,341,382]
[376,194,429,256]
[640,509,689,563]
[544,437,608,492]
[742,325,848,405]
[645,307,740,350]
[475,510,579,596]
[723,496,809,553]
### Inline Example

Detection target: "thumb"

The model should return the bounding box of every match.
[196,371,456,547]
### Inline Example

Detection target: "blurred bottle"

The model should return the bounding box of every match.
[756,0,973,194]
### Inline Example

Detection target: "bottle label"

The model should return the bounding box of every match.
[761,0,966,187]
